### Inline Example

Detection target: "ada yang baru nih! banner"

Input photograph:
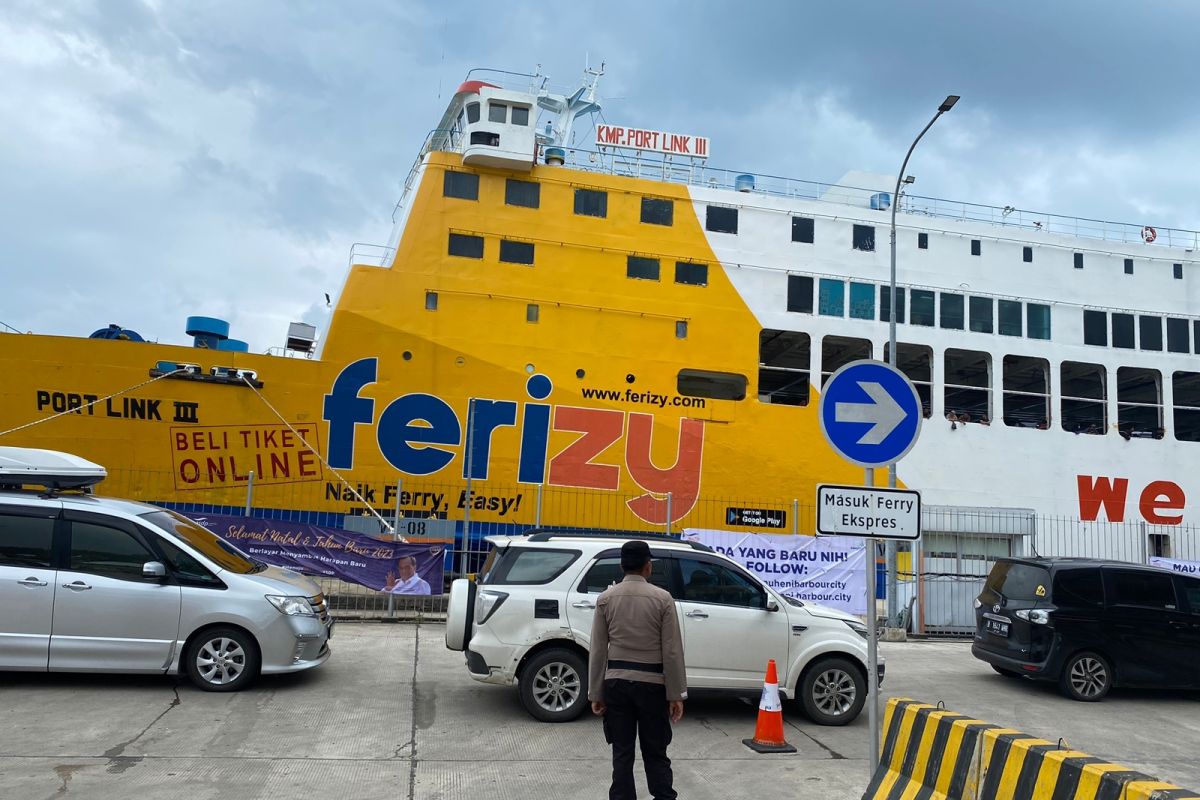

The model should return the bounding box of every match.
[683,529,866,615]
[182,512,445,595]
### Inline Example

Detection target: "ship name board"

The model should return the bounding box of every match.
[595,124,709,158]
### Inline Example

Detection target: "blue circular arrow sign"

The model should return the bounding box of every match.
[818,360,923,468]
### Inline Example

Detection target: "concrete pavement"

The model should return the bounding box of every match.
[2,626,1199,799]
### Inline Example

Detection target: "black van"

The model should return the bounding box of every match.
[972,557,1200,701]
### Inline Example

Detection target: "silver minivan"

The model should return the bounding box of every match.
[0,447,332,691]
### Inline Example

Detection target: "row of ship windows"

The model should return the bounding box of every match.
[443,171,1188,277]
[1081,309,1200,354]
[447,232,710,286]
[750,330,1200,440]
[786,275,1051,339]
[423,289,692,338]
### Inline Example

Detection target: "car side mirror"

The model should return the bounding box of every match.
[143,561,167,580]
[766,598,779,612]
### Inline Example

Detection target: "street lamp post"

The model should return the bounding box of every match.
[885,94,959,628]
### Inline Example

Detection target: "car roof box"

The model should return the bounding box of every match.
[0,447,107,490]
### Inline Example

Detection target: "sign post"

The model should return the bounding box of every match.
[817,360,924,778]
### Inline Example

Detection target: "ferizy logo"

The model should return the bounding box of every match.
[323,358,704,524]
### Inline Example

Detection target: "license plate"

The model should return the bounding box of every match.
[985,618,1009,637]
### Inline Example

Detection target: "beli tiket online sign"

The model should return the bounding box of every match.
[183,512,445,595]
[683,530,866,615]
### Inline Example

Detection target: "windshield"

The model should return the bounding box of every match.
[141,510,266,574]
[983,561,1050,604]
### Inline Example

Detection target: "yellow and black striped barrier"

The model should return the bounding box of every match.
[863,698,1200,800]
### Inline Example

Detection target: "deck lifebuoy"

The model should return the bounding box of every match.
[1142,226,1157,243]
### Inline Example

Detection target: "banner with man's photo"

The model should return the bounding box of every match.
[182,512,445,595]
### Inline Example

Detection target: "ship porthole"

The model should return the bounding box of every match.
[456,357,465,367]
[576,369,585,379]
[402,351,412,361]
[625,373,636,384]
[525,363,535,374]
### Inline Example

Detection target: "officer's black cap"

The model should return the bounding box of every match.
[621,540,652,570]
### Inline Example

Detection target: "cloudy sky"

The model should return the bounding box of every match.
[3,1,1197,350]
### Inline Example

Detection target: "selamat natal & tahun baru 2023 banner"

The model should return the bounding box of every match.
[683,530,866,615]
[183,512,446,594]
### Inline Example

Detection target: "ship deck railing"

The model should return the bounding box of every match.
[355,130,1200,270]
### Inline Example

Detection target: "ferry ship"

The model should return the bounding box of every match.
[3,65,1199,570]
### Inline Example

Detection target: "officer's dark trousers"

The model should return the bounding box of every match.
[604,678,675,800]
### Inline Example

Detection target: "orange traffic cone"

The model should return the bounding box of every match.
[742,659,797,753]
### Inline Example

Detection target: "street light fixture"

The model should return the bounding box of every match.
[885,94,959,627]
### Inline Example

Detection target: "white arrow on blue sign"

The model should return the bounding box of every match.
[818,360,923,468]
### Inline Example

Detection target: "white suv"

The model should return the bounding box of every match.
[445,530,880,725]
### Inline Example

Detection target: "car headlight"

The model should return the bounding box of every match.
[844,619,869,640]
[1015,609,1050,625]
[266,595,316,616]
[475,589,509,624]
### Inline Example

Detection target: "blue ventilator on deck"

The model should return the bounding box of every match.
[185,316,230,349]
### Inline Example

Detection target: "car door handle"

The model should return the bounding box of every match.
[63,581,92,591]
[1169,620,1189,631]
[17,577,48,587]
[685,609,709,619]
[571,601,595,609]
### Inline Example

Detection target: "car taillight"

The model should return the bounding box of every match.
[973,598,982,609]
[1015,609,1051,625]
[475,589,509,623]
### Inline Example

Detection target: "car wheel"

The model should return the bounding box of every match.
[518,648,588,722]
[444,578,476,651]
[185,627,261,692]
[991,665,1023,678]
[1059,651,1111,702]
[800,657,866,726]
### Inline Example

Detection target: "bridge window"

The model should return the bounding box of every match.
[469,131,500,147]
[945,349,990,422]
[759,329,810,406]
[675,261,708,286]
[1173,372,1200,442]
[706,206,738,234]
[1112,313,1135,349]
[1083,310,1107,346]
[969,296,993,333]
[448,233,484,259]
[787,275,813,313]
[500,240,534,265]
[849,282,875,320]
[998,300,1022,337]
[626,256,660,281]
[884,343,933,418]
[820,336,871,388]
[466,102,480,123]
[443,171,479,200]
[678,369,746,401]
[1117,367,1162,438]
[1195,321,1200,354]
[574,189,608,218]
[1061,361,1106,435]
[818,279,844,316]
[910,290,935,327]
[1139,316,1163,351]
[511,106,530,126]
[505,179,540,209]
[879,286,906,323]
[488,102,508,123]
[1168,318,1190,354]
[1027,304,1051,340]
[641,197,674,226]
[940,293,964,330]
[852,224,875,252]
[1003,356,1050,429]
[792,216,815,244]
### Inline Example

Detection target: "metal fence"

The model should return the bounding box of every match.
[100,468,1200,630]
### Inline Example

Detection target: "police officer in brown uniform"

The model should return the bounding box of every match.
[589,540,686,800]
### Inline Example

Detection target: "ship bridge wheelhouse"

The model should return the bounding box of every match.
[454,81,537,170]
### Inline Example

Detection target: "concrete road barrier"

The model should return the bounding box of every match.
[863,698,1200,799]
